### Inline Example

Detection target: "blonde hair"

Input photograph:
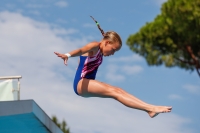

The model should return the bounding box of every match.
[90,16,122,48]
[103,31,122,47]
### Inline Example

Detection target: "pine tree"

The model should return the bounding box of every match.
[52,115,70,133]
[127,0,200,77]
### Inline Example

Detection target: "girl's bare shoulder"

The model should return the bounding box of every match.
[87,41,100,56]
[90,41,100,46]
[87,41,100,50]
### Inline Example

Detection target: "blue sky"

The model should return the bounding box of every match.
[0,0,199,133]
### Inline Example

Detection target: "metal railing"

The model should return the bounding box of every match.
[0,76,22,100]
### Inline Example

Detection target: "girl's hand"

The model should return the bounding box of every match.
[54,52,68,65]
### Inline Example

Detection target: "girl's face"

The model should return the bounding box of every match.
[102,41,121,56]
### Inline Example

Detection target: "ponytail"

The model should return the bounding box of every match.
[90,16,122,47]
[90,16,105,36]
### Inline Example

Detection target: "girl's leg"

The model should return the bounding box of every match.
[100,82,171,117]
[77,78,172,118]
[101,82,153,107]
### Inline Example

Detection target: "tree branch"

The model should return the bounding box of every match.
[174,57,195,65]
[186,45,200,77]
[196,68,200,77]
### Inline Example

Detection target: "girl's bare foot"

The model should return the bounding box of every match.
[148,106,172,118]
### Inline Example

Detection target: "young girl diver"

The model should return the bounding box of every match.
[54,16,172,118]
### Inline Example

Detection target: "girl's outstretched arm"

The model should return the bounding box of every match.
[54,42,99,65]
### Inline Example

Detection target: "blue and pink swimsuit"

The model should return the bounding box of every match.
[73,48,103,95]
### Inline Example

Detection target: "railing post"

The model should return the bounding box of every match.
[0,76,22,100]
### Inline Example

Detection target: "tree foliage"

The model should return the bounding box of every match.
[52,115,70,133]
[126,0,200,76]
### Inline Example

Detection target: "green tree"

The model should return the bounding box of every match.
[52,115,70,133]
[126,0,200,77]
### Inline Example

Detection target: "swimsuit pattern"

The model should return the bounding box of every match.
[73,48,103,95]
